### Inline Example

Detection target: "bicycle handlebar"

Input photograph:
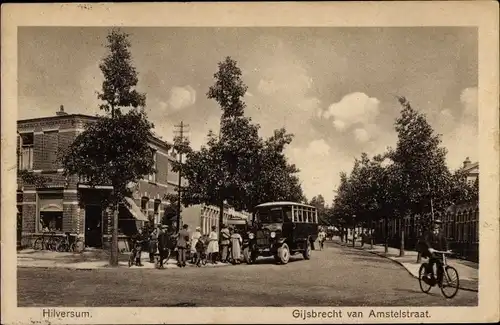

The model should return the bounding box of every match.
[433,250,453,255]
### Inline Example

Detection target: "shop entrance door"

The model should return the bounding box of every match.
[85,205,103,248]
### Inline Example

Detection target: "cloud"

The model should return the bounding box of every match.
[353,128,370,143]
[160,85,196,112]
[321,92,381,129]
[460,87,478,116]
[333,119,346,131]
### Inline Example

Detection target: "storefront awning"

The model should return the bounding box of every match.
[123,197,148,222]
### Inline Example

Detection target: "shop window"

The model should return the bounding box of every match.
[38,191,64,232]
[39,212,63,232]
[19,133,34,171]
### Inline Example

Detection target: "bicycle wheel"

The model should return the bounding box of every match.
[56,242,68,252]
[440,266,460,299]
[33,238,44,250]
[418,264,432,293]
[47,238,59,251]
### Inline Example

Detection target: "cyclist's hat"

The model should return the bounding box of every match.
[434,219,443,224]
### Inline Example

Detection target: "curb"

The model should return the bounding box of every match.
[331,241,478,293]
[17,260,235,271]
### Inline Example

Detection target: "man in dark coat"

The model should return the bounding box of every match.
[176,224,190,267]
[420,219,449,280]
[157,225,169,268]
[130,228,144,267]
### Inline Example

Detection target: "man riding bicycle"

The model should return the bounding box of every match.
[419,219,449,281]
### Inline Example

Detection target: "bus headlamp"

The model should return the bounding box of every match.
[248,233,255,239]
[270,231,276,238]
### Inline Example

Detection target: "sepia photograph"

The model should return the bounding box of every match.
[2,2,499,324]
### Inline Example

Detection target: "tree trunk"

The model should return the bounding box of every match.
[218,199,224,234]
[417,252,421,263]
[110,202,119,266]
[384,217,388,254]
[399,229,405,257]
[370,225,374,250]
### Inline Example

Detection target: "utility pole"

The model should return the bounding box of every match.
[174,121,189,233]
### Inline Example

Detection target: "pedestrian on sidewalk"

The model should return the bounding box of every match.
[207,225,219,264]
[176,224,190,267]
[220,224,231,263]
[157,225,169,269]
[130,228,144,267]
[230,228,242,264]
[190,227,203,264]
[149,224,161,263]
[194,235,207,267]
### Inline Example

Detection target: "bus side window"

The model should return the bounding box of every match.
[285,209,292,222]
[304,209,309,223]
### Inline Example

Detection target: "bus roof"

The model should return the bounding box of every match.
[254,201,316,209]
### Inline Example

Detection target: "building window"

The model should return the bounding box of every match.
[141,197,149,215]
[43,130,59,170]
[38,191,64,232]
[19,133,34,171]
[154,199,161,224]
[148,150,157,183]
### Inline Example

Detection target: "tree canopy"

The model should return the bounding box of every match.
[174,57,305,213]
[331,96,478,233]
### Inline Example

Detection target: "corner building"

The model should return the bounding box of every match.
[17,107,182,250]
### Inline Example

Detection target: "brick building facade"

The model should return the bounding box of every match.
[17,107,182,250]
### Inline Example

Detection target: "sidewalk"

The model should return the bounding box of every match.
[17,248,230,270]
[331,238,478,292]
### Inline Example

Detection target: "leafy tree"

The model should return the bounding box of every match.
[98,29,146,117]
[310,194,330,225]
[389,96,452,231]
[62,29,152,266]
[176,57,305,224]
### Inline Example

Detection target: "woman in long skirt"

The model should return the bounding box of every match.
[207,225,219,264]
[230,229,242,264]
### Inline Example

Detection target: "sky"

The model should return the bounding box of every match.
[18,27,478,204]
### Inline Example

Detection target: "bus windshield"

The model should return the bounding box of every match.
[255,206,293,223]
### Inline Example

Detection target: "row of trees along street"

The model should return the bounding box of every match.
[323,96,478,260]
[58,29,305,266]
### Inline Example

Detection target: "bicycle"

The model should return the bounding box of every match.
[418,250,460,299]
[56,233,85,253]
[33,231,58,251]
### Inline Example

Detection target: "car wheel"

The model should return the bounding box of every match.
[303,240,311,260]
[278,243,290,264]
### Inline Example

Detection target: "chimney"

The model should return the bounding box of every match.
[56,105,68,116]
[463,157,471,169]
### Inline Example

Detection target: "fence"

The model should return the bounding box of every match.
[371,203,479,262]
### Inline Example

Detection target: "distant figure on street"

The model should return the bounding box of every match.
[420,219,449,280]
[190,227,203,263]
[176,224,190,267]
[207,225,219,264]
[317,228,326,250]
[220,224,231,263]
[230,229,242,264]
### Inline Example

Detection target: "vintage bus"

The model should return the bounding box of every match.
[243,201,319,264]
